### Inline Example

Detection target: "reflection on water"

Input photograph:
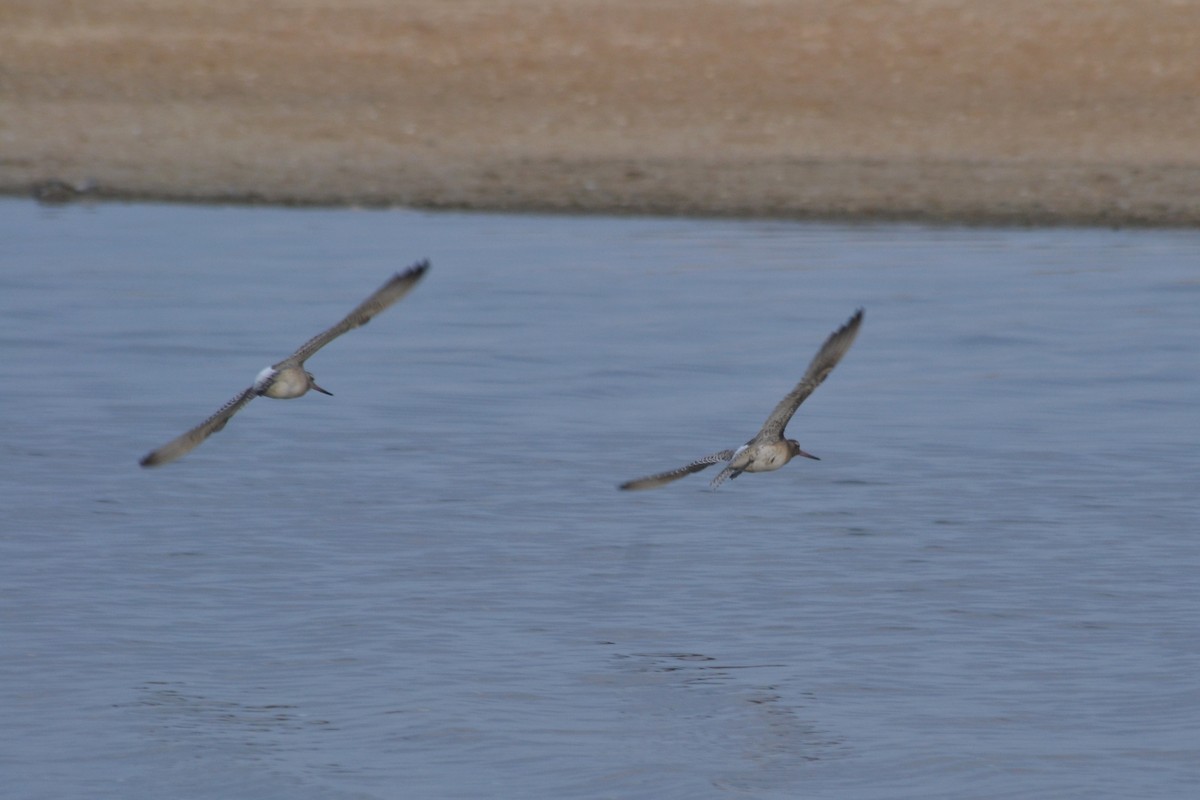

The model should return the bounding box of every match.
[129,682,333,737]
[2,199,1198,799]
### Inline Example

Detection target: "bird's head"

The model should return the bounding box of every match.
[307,371,333,396]
[787,439,819,461]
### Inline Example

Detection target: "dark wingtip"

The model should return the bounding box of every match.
[386,260,430,287]
[139,453,159,468]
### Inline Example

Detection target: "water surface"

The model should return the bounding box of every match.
[2,200,1198,799]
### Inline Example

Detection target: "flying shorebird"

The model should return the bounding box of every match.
[139,261,429,468]
[619,308,863,491]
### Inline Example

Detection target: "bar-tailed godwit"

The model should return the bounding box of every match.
[139,261,429,468]
[619,308,863,490]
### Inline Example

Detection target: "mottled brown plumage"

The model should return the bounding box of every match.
[620,308,863,491]
[140,261,429,467]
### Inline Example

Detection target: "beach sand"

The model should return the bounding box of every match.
[4,0,1199,225]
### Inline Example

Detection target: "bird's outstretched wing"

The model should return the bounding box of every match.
[279,260,429,368]
[619,449,736,491]
[755,308,863,442]
[139,387,257,468]
[709,462,743,490]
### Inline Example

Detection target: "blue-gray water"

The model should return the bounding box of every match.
[2,199,1198,799]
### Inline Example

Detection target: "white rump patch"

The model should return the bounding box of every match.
[253,366,276,392]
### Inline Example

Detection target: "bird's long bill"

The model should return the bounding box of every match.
[798,448,820,461]
[311,381,333,396]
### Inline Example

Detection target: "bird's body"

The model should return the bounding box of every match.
[731,440,793,473]
[619,308,863,491]
[139,261,429,467]
[253,365,327,399]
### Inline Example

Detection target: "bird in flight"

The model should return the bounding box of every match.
[619,308,863,491]
[139,261,429,468]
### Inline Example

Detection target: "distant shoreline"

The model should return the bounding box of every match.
[14,173,1200,230]
[5,1,1199,227]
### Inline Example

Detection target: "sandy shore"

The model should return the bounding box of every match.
[4,0,1200,225]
